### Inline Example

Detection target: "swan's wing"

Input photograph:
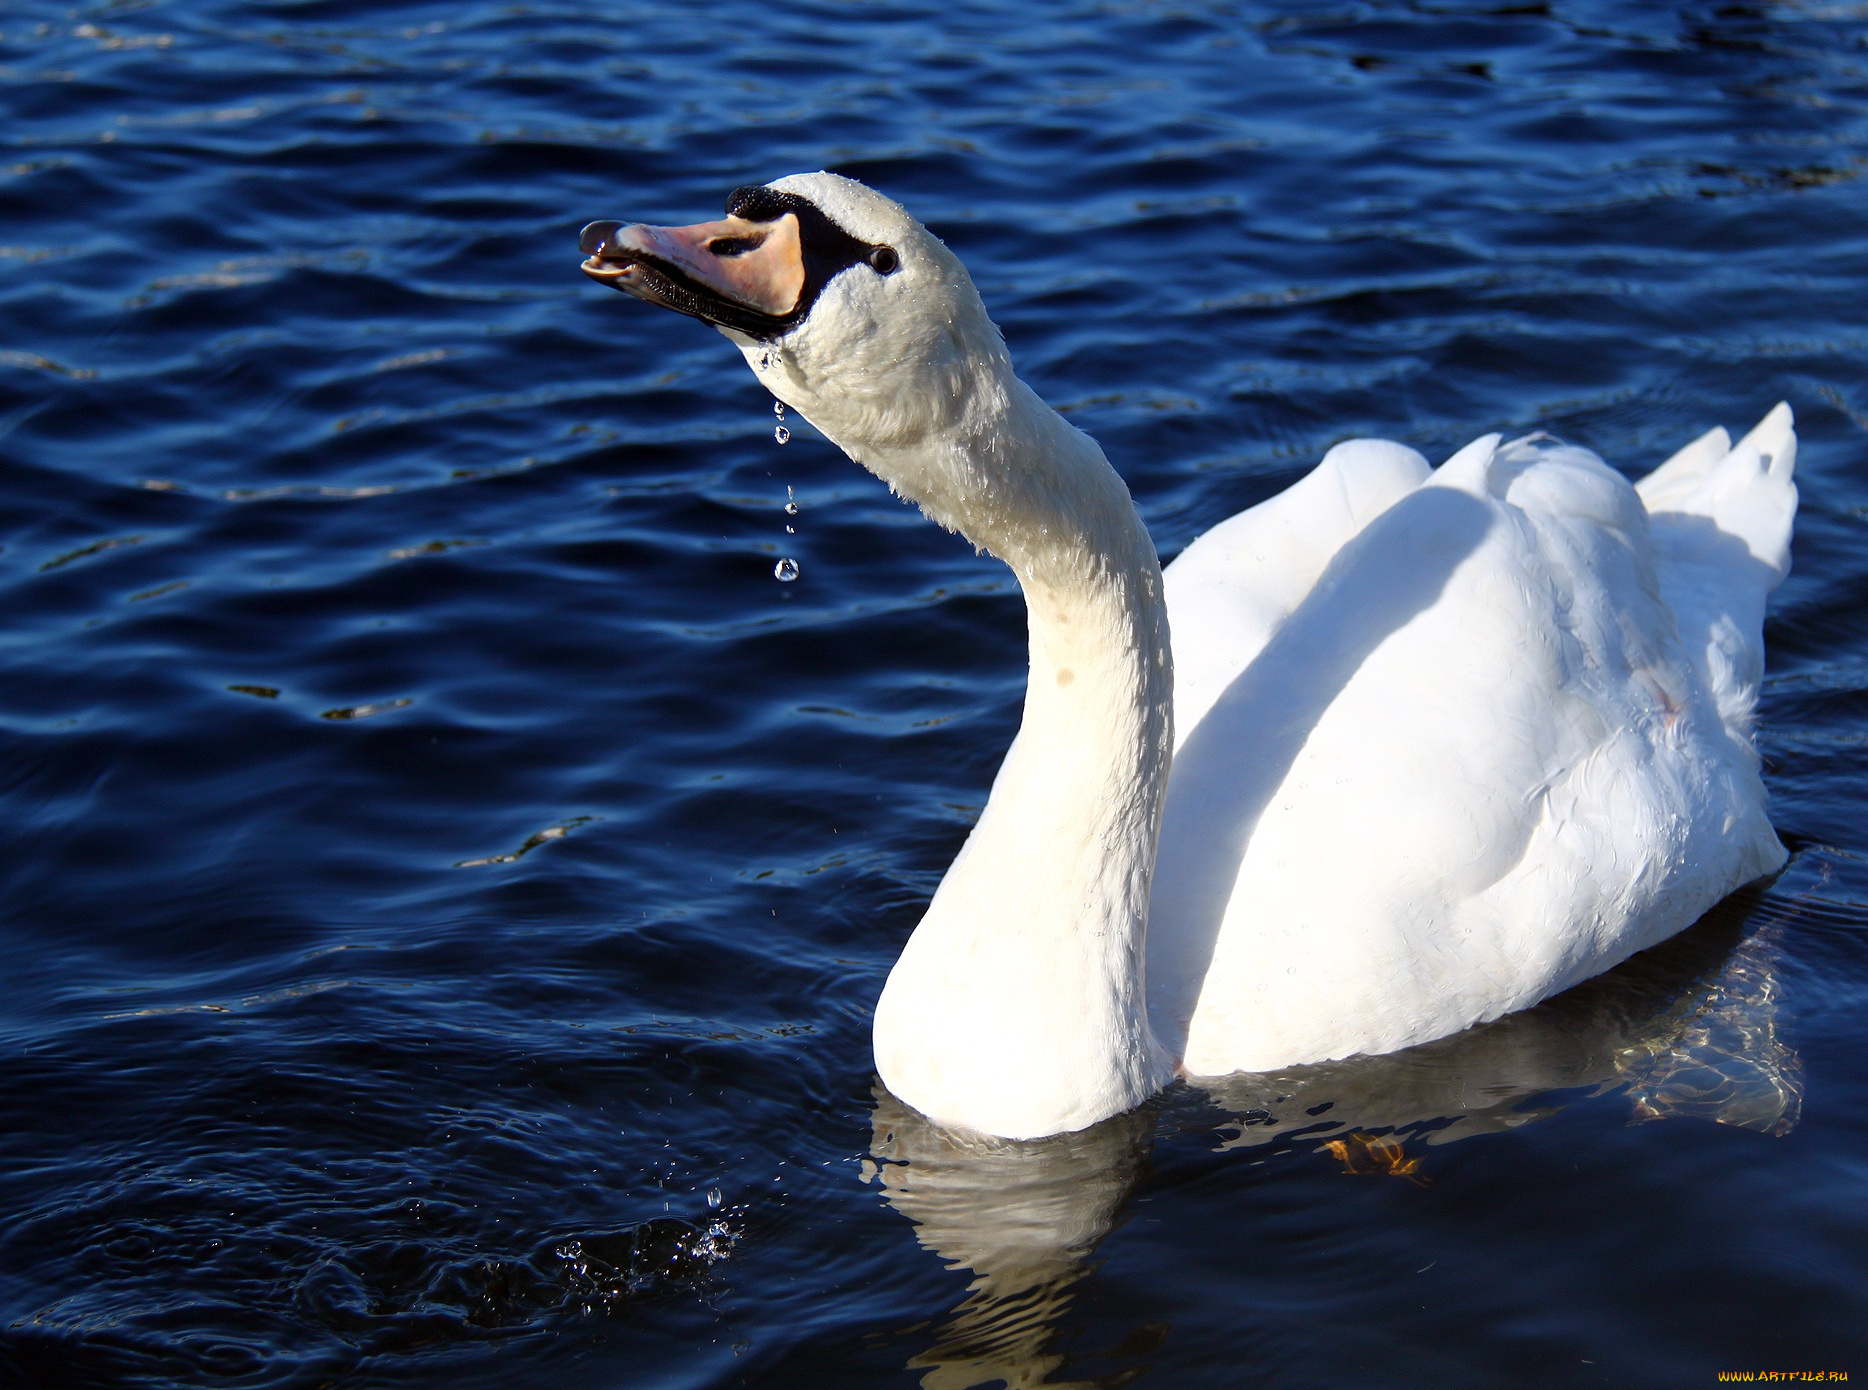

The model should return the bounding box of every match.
[1163,439,1430,747]
[1153,427,1790,1074]
[1637,402,1797,736]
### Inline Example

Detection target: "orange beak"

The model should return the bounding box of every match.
[580,212,806,334]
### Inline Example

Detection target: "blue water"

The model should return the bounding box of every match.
[3,2,1866,1385]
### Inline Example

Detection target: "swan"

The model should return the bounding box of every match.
[579,172,1797,1141]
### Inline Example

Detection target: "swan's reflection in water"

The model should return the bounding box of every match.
[868,893,1801,1389]
[868,1093,1153,1390]
[1205,893,1801,1151]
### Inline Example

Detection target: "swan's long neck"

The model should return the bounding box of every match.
[773,343,1175,1138]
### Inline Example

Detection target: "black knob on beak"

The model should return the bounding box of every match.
[579,220,623,256]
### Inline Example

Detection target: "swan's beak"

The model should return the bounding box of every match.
[579,213,805,336]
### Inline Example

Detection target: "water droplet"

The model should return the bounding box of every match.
[773,557,799,582]
[707,1188,723,1208]
[773,401,785,419]
[785,525,794,534]
[784,485,798,516]
[774,425,790,445]
[758,349,771,370]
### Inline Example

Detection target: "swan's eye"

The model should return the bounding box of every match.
[708,235,763,257]
[868,246,899,275]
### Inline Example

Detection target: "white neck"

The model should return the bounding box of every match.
[757,340,1175,1138]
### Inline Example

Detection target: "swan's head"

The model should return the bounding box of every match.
[581,173,1008,453]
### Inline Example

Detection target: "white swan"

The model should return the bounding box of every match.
[581,172,1797,1140]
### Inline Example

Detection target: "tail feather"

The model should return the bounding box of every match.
[1636,424,1731,513]
[1739,399,1797,485]
[1638,403,1798,737]
[1637,401,1797,582]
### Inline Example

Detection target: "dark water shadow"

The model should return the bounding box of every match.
[1147,485,1497,1055]
[871,890,1800,1388]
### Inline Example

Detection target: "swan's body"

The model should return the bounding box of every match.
[582,173,1797,1140]
[1151,420,1793,1079]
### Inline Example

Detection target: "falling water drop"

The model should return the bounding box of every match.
[774,401,785,419]
[774,557,799,582]
[774,424,790,445]
[706,1188,723,1209]
[784,485,798,516]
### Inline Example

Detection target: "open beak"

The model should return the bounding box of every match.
[579,212,805,337]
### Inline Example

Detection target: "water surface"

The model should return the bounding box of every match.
[2,2,1867,1385]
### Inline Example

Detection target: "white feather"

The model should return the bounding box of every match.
[696,173,1794,1139]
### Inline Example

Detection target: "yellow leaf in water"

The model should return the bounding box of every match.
[1323,1132,1428,1185]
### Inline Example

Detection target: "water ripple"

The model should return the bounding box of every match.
[2,0,1867,1385]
